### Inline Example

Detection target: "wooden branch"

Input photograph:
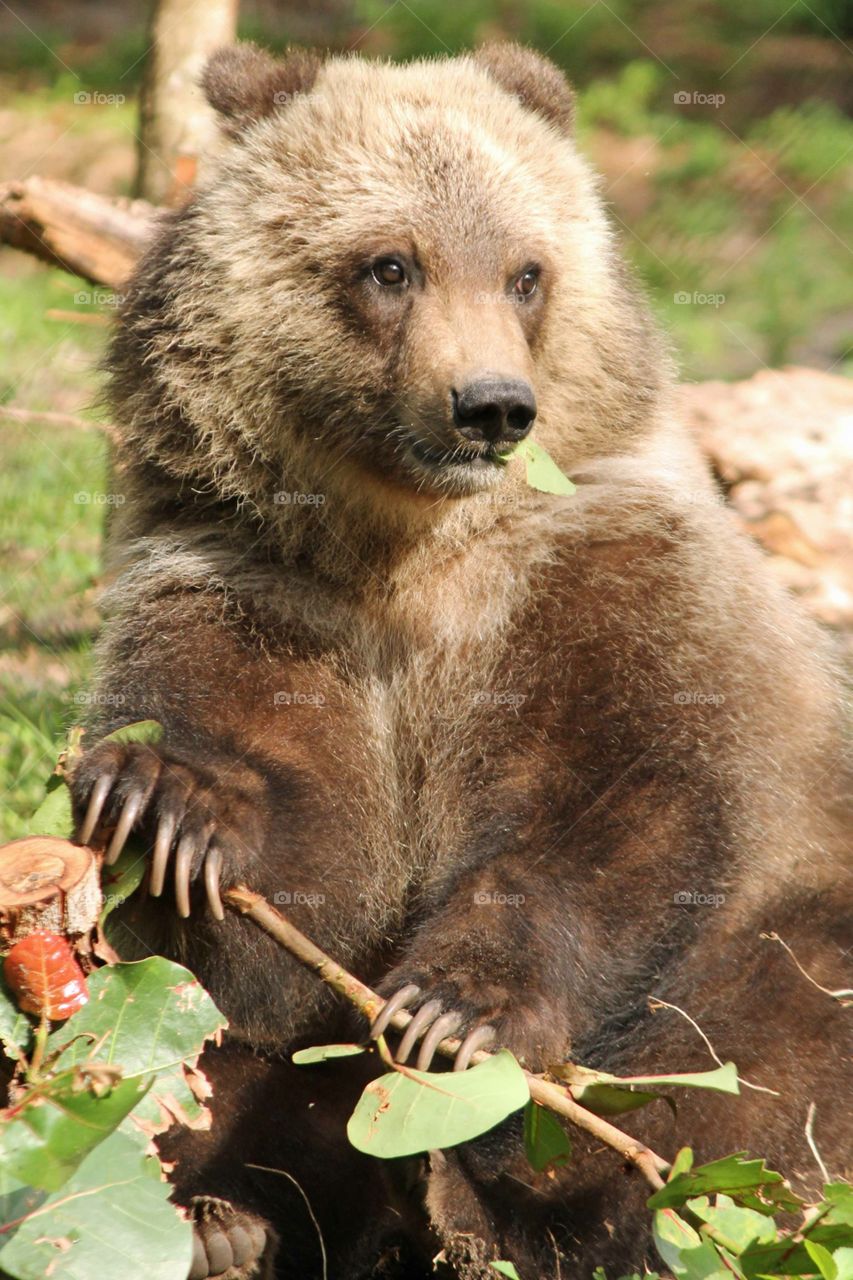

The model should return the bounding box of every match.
[0,178,159,288]
[0,406,117,440]
[224,885,668,1191]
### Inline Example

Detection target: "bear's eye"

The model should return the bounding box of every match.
[371,258,408,287]
[513,267,540,300]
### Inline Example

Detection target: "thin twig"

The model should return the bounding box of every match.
[804,1103,830,1183]
[224,886,669,1191]
[648,996,779,1095]
[0,405,118,440]
[246,1164,327,1280]
[45,308,109,326]
[760,932,853,1005]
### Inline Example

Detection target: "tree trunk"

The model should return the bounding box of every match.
[135,0,239,206]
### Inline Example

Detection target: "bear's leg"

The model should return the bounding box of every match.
[159,1041,439,1280]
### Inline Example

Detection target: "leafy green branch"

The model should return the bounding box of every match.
[224,886,853,1280]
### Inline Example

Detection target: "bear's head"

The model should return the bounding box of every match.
[109,44,671,531]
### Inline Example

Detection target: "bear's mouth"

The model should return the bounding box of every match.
[409,438,503,471]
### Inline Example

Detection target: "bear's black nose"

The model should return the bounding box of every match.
[452,378,537,446]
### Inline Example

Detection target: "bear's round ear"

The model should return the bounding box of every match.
[201,43,324,138]
[473,43,575,134]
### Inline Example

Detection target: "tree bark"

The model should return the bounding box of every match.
[135,0,239,206]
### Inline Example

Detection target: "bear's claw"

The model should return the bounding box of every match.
[371,984,495,1070]
[71,741,254,923]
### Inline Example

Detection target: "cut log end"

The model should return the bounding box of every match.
[0,837,101,945]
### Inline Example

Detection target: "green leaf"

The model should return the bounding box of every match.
[491,1264,522,1278]
[118,1061,207,1141]
[571,1081,662,1116]
[0,1073,150,1191]
[648,1153,803,1215]
[610,1062,738,1094]
[823,1184,853,1227]
[293,1043,367,1064]
[565,1062,739,1099]
[0,1130,191,1280]
[653,1208,734,1280]
[28,774,73,839]
[0,976,31,1061]
[516,441,575,496]
[103,720,164,747]
[523,1101,572,1171]
[687,1194,776,1252]
[347,1049,530,1158]
[739,1224,853,1276]
[47,958,226,1082]
[653,1207,702,1271]
[831,1248,853,1280]
[806,1240,839,1280]
[669,1148,695,1179]
[98,845,148,925]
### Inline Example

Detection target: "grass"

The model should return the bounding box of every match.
[0,261,109,840]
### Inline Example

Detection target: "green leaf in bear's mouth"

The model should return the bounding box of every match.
[498,440,575,495]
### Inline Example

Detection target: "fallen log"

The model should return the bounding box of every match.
[0,177,160,288]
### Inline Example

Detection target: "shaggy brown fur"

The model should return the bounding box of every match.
[70,42,851,1280]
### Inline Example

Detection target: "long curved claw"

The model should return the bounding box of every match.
[174,834,198,918]
[397,998,442,1064]
[416,1010,463,1071]
[149,812,177,897]
[453,1023,496,1071]
[204,846,225,922]
[79,773,114,846]
[371,983,421,1039]
[105,790,145,865]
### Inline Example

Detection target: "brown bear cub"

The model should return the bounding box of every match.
[70,41,850,1280]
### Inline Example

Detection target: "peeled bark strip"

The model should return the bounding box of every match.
[0,838,100,945]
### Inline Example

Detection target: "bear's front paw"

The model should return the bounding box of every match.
[70,741,264,920]
[370,981,497,1072]
[188,1197,276,1280]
